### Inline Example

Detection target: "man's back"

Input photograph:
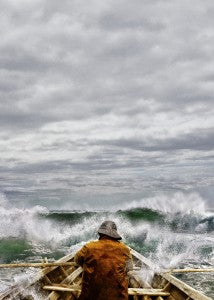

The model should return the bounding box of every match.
[75,236,131,300]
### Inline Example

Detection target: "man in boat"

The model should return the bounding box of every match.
[74,220,132,300]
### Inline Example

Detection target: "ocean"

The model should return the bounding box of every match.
[0,193,213,298]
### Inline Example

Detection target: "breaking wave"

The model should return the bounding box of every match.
[117,192,207,214]
[0,192,213,247]
[0,192,213,297]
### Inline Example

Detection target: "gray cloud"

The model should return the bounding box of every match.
[98,128,214,152]
[0,0,214,208]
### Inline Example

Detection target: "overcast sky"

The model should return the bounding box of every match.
[0,0,214,209]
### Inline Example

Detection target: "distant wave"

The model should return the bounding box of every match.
[117,207,165,223]
[114,192,207,214]
[43,204,214,233]
[0,192,213,254]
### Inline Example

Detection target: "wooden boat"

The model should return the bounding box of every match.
[0,247,212,300]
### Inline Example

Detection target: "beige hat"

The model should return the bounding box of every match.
[98,220,122,240]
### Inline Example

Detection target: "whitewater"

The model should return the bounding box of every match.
[0,192,213,298]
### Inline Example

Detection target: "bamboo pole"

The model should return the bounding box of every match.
[0,262,77,268]
[165,268,214,274]
[0,262,213,274]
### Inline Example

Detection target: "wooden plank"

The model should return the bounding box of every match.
[45,275,53,285]
[60,266,68,277]
[49,292,60,300]
[44,286,81,292]
[47,267,82,299]
[63,267,83,284]
[168,268,214,274]
[0,255,76,300]
[44,286,170,296]
[45,285,81,299]
[34,253,76,282]
[130,248,212,300]
[75,278,82,285]
[170,286,187,300]
[129,289,170,296]
[130,248,155,270]
[39,254,77,300]
[0,262,76,268]
[162,282,171,291]
[161,273,211,300]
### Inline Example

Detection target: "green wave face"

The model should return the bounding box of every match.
[43,211,97,223]
[42,208,166,225]
[117,208,165,223]
[0,239,33,263]
[40,208,214,233]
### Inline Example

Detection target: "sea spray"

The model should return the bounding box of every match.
[0,192,213,297]
[0,194,49,240]
[117,192,207,214]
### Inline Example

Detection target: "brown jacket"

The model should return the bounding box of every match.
[74,236,132,300]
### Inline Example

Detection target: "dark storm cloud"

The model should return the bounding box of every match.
[0,111,56,129]
[0,0,214,208]
[98,128,214,152]
[1,0,214,128]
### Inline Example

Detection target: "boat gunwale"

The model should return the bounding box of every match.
[0,246,212,300]
[130,248,212,300]
[0,253,76,300]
